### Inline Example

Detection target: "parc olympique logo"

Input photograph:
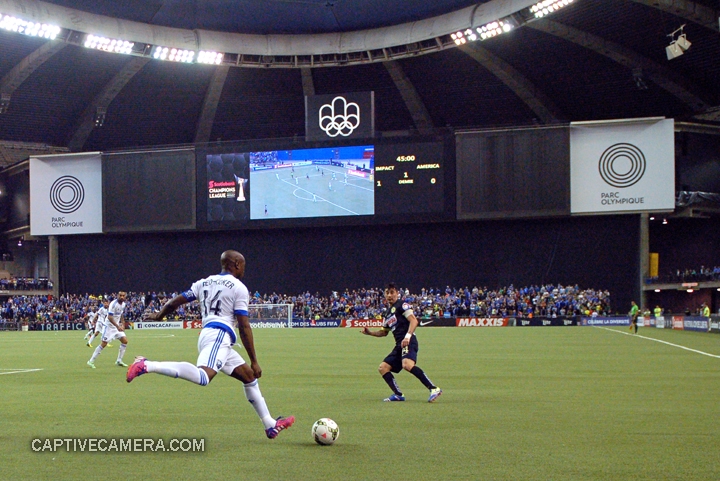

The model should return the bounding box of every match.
[49,175,85,214]
[319,96,360,137]
[597,143,646,188]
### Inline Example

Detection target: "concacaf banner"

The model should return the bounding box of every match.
[570,118,675,214]
[30,152,102,235]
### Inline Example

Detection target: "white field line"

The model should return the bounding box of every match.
[0,368,43,375]
[597,326,720,359]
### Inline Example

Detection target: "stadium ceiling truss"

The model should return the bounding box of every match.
[460,43,562,124]
[527,19,711,112]
[628,0,719,32]
[2,0,719,148]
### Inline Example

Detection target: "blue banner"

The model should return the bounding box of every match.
[683,316,709,332]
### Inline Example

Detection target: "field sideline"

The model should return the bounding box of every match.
[1,326,719,481]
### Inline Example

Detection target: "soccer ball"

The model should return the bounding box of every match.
[312,418,339,445]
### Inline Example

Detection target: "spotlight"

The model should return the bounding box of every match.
[632,67,648,90]
[152,46,195,63]
[0,14,61,39]
[475,19,515,41]
[17,236,23,247]
[0,93,9,114]
[84,34,134,55]
[686,289,694,293]
[654,289,661,293]
[662,218,667,224]
[450,32,466,46]
[649,216,655,220]
[529,0,574,18]
[197,51,224,65]
[666,25,691,60]
[94,107,106,127]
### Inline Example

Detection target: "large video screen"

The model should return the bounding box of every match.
[248,145,374,220]
[200,137,453,228]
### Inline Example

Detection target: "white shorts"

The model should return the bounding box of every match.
[197,327,245,375]
[102,324,127,343]
[94,322,105,334]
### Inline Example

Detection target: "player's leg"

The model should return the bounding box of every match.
[127,328,221,385]
[87,327,100,346]
[87,339,109,368]
[379,350,404,401]
[401,341,442,402]
[115,334,129,367]
[227,354,294,438]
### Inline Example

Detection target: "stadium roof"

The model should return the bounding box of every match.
[0,0,719,156]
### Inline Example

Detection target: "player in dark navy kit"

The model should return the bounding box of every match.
[362,283,442,402]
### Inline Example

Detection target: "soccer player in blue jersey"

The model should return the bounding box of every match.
[362,283,442,403]
[126,250,295,439]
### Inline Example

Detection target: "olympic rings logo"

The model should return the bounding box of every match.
[319,96,360,137]
[49,176,85,213]
[598,143,646,188]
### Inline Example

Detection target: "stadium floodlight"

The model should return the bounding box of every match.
[197,51,224,65]
[84,34,134,55]
[529,0,574,18]
[152,46,195,63]
[450,31,466,46]
[665,25,691,60]
[0,14,61,39]
[476,19,515,40]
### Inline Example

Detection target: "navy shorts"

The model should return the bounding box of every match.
[383,337,419,373]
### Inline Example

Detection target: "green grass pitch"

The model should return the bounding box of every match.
[1,326,720,481]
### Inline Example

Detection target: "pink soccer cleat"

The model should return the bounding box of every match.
[265,416,295,439]
[126,356,148,383]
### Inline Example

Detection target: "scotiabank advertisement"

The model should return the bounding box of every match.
[342,319,384,328]
[455,318,510,327]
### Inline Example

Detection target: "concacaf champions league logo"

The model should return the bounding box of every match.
[597,143,646,188]
[319,96,360,137]
[49,175,85,214]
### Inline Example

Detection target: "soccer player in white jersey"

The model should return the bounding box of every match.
[82,306,97,344]
[86,299,109,347]
[127,250,295,440]
[87,293,129,368]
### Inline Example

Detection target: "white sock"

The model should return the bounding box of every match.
[89,345,103,362]
[88,333,97,344]
[145,361,209,386]
[117,343,127,363]
[244,379,275,429]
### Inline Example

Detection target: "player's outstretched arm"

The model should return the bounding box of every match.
[145,294,188,321]
[361,327,389,337]
[237,314,262,379]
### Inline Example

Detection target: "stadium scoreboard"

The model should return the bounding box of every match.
[197,136,453,229]
[374,142,444,215]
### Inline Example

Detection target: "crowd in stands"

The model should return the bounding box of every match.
[0,284,611,325]
[0,277,53,290]
[261,285,611,320]
[646,265,720,284]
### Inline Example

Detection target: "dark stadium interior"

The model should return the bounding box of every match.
[0,0,719,315]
